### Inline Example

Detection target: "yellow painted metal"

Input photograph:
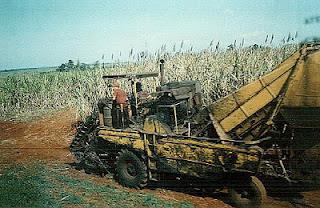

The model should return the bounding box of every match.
[282,48,320,108]
[207,44,320,141]
[155,137,260,176]
[208,49,301,135]
[97,125,261,175]
[99,128,140,138]
[278,46,320,128]
[143,116,172,134]
[99,128,145,150]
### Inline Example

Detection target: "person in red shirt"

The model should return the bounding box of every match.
[112,79,129,128]
[112,80,128,105]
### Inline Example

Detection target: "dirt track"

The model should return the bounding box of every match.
[0,109,76,166]
[0,109,319,208]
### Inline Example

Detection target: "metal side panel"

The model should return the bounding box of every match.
[281,49,320,127]
[98,128,145,150]
[283,49,320,108]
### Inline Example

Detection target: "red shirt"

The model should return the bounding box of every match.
[113,88,128,104]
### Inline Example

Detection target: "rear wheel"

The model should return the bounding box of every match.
[115,149,148,189]
[228,176,266,208]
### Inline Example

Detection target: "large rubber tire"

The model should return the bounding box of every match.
[228,176,267,208]
[115,150,148,189]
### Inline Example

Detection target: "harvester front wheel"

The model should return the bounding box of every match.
[115,149,148,189]
[228,176,266,208]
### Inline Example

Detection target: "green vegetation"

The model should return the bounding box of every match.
[0,43,298,120]
[56,59,100,72]
[55,173,193,208]
[0,164,60,208]
[0,164,193,207]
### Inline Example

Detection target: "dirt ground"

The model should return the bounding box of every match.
[0,109,319,208]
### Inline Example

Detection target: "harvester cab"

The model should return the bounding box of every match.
[154,80,204,134]
[99,71,158,128]
[99,60,204,135]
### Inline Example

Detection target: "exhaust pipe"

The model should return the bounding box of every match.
[160,59,165,85]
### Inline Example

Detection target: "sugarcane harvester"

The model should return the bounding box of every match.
[70,43,320,208]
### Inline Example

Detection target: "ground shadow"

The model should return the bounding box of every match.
[66,162,318,208]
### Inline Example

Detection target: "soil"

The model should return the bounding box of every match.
[0,109,319,208]
[0,109,75,167]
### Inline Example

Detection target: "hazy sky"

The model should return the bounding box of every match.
[0,0,319,70]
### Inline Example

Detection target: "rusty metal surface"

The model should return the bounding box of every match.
[98,125,261,178]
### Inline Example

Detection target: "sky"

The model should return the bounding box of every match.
[0,0,319,70]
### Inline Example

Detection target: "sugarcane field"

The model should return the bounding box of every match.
[1,1,320,208]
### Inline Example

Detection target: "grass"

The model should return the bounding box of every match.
[55,173,193,208]
[0,164,60,208]
[0,164,193,208]
[0,42,299,121]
